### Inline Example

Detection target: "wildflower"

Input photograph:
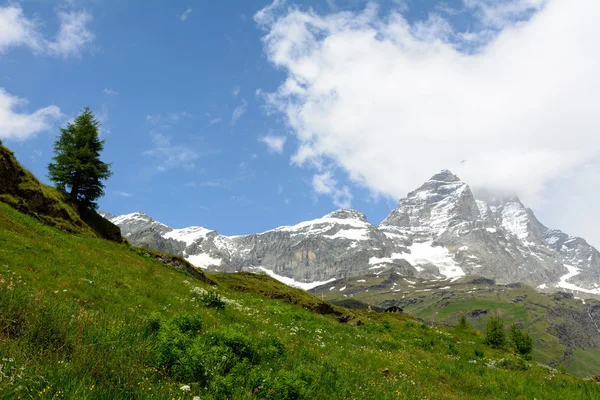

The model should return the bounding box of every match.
[180,385,191,392]
[193,397,201,400]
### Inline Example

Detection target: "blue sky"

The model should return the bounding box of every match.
[1,0,600,245]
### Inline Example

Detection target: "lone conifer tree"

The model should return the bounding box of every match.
[484,315,506,349]
[48,107,112,210]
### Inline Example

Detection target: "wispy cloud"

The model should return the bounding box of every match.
[0,5,94,58]
[179,8,192,21]
[114,190,132,198]
[208,117,222,125]
[142,132,200,172]
[232,86,241,97]
[0,88,62,141]
[103,88,118,96]
[190,161,255,190]
[146,111,192,127]
[47,11,94,58]
[230,99,248,126]
[312,171,352,209]
[30,149,42,162]
[259,135,286,154]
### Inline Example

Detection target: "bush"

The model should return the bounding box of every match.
[201,291,226,309]
[484,315,506,349]
[457,315,470,330]
[498,357,530,371]
[508,325,533,358]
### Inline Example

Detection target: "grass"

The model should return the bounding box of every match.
[317,272,600,377]
[0,142,121,241]
[1,203,600,399]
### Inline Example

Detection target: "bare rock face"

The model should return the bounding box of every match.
[103,171,600,297]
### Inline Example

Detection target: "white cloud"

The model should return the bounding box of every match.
[312,171,352,209]
[255,0,600,217]
[464,0,548,28]
[232,86,241,97]
[114,190,132,198]
[259,135,286,153]
[46,11,94,58]
[0,88,62,141]
[179,8,193,21]
[0,6,40,54]
[143,133,200,171]
[0,5,94,58]
[230,99,248,126]
[208,117,223,125]
[103,88,118,96]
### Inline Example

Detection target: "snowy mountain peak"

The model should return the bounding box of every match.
[429,169,462,183]
[324,209,368,221]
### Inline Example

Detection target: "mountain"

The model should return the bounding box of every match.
[103,170,600,298]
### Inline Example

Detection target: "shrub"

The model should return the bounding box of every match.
[457,315,470,330]
[484,315,506,349]
[474,349,485,358]
[498,357,530,371]
[172,313,203,334]
[508,325,533,358]
[145,312,162,335]
[201,291,226,309]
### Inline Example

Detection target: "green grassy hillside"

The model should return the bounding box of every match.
[0,142,121,242]
[313,272,600,378]
[1,203,600,398]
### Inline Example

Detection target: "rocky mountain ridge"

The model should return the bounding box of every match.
[102,170,600,297]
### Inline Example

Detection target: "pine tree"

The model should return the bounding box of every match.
[457,314,470,330]
[508,325,533,357]
[48,107,112,211]
[484,315,506,349]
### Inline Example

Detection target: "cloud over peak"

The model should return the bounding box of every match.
[255,0,600,208]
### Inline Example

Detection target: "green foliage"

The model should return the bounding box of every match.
[497,357,531,371]
[474,348,485,358]
[201,290,226,309]
[509,324,533,358]
[48,107,112,211]
[457,314,470,330]
[484,315,506,349]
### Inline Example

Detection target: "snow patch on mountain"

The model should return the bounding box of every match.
[253,266,335,290]
[186,253,222,269]
[269,210,372,238]
[164,226,213,246]
[556,264,600,295]
[402,241,465,279]
[500,202,531,242]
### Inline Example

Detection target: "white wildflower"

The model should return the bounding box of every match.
[180,384,191,392]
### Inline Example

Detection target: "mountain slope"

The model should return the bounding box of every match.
[105,171,600,298]
[310,271,600,377]
[0,142,122,242]
[2,197,600,399]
